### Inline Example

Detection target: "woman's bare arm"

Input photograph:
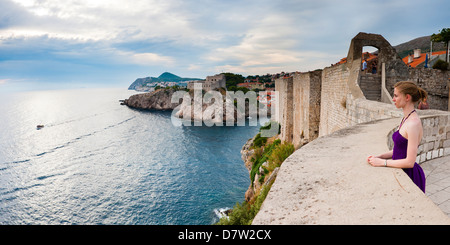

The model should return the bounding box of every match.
[367,120,420,168]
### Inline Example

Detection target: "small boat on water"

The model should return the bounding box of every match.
[36,125,44,130]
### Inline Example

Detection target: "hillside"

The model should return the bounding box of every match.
[393,35,446,58]
[128,72,202,90]
[157,72,182,81]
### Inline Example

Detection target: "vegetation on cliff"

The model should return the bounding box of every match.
[216,184,271,225]
[216,122,294,225]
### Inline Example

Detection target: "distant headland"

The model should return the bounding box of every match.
[128,72,203,92]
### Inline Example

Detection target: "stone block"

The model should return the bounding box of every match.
[418,144,424,154]
[420,153,426,163]
[447,116,450,126]
[432,149,439,159]
[440,116,448,126]
[444,147,450,156]
[432,127,439,136]
[444,139,450,148]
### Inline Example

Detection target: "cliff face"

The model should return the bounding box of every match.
[123,89,180,110]
[123,89,245,122]
[124,89,270,123]
[174,92,245,123]
[240,135,280,202]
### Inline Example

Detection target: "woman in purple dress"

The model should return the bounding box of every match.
[367,81,427,193]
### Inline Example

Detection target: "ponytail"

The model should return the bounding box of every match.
[418,87,428,102]
[394,81,428,103]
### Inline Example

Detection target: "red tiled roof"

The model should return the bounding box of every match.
[335,52,377,65]
[402,51,446,68]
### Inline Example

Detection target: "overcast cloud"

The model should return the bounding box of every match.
[0,0,449,90]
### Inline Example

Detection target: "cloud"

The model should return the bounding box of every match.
[1,0,450,88]
[124,52,176,66]
[0,79,9,85]
[4,0,205,43]
[204,12,307,74]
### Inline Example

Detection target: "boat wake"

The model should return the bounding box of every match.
[1,116,136,168]
[43,109,124,129]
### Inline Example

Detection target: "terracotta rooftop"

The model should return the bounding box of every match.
[402,51,447,68]
[335,52,377,65]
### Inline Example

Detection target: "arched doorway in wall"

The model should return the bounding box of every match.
[361,46,379,74]
[359,46,382,101]
[347,33,407,103]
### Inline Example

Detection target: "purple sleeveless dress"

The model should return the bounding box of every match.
[392,130,426,193]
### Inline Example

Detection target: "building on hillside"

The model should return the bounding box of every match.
[257,91,276,107]
[237,82,265,90]
[244,77,259,83]
[187,74,226,91]
[335,52,378,74]
[402,49,447,68]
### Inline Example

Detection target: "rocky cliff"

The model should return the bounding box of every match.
[123,88,180,110]
[123,89,271,123]
[240,135,280,202]
[174,91,246,124]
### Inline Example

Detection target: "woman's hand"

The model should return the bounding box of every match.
[367,155,384,167]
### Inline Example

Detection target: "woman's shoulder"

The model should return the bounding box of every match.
[405,115,422,131]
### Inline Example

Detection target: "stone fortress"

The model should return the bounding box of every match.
[252,32,450,224]
[274,32,450,151]
[187,73,226,91]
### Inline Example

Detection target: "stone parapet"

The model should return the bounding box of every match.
[263,33,450,224]
[252,117,450,224]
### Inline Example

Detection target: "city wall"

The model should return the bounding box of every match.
[275,32,450,146]
[253,116,450,224]
[260,32,450,224]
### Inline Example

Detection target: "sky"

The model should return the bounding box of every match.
[0,0,449,91]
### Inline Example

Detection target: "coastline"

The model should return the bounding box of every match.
[216,121,294,225]
[123,87,280,224]
[123,88,272,122]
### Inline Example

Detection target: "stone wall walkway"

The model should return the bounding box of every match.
[252,118,450,225]
[422,156,450,217]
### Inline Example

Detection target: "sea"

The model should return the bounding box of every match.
[0,87,264,225]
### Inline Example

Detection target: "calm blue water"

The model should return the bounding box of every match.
[0,88,262,225]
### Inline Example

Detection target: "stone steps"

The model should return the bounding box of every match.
[359,74,381,101]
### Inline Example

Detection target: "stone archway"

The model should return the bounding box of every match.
[346,32,402,66]
[362,46,379,74]
[346,33,404,101]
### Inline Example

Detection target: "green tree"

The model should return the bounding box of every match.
[431,28,450,62]
[222,72,245,89]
